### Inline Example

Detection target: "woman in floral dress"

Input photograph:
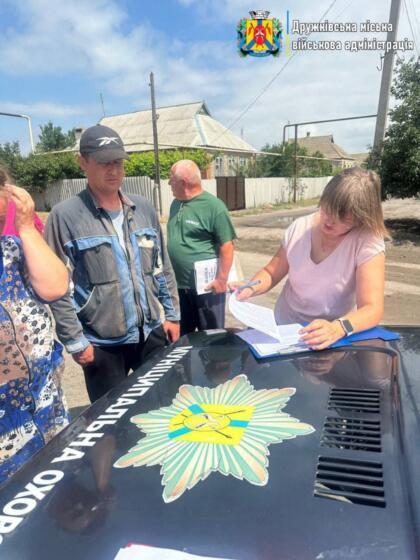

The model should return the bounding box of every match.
[0,166,70,483]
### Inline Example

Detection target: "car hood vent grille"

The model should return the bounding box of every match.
[314,456,385,508]
[328,388,381,413]
[321,416,381,452]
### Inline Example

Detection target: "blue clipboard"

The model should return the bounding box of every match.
[246,326,400,360]
[330,326,400,348]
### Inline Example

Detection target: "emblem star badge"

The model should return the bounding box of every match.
[114,375,315,502]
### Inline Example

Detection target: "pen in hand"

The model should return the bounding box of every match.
[234,280,262,293]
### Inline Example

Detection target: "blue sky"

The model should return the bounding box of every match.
[0,0,419,155]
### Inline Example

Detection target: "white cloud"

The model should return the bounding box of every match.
[0,101,91,118]
[0,0,417,154]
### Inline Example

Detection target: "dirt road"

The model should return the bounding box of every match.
[62,199,420,415]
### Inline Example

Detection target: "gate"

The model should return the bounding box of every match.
[216,177,245,211]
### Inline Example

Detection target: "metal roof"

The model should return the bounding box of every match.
[98,101,257,154]
[289,134,355,161]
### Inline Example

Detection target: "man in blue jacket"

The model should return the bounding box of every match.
[45,125,180,402]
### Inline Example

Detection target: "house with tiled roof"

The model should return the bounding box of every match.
[289,133,356,170]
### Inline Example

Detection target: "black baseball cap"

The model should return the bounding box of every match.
[79,124,129,163]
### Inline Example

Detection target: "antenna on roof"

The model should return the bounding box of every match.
[99,93,106,117]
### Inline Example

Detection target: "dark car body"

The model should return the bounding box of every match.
[0,327,419,559]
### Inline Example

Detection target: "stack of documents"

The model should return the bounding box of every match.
[228,292,401,359]
[236,327,309,358]
[194,257,242,295]
[228,292,308,357]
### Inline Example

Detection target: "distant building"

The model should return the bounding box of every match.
[289,133,356,170]
[85,101,257,178]
[350,153,369,168]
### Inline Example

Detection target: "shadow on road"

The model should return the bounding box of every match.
[386,219,420,246]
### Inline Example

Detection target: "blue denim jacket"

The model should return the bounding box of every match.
[45,188,180,353]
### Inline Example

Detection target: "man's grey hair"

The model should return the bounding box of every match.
[171,160,202,187]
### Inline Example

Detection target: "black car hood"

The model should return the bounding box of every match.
[0,328,419,560]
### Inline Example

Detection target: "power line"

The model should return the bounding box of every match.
[332,0,356,22]
[208,0,339,145]
[406,0,420,44]
[403,0,419,55]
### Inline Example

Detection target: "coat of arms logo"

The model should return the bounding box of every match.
[237,10,282,57]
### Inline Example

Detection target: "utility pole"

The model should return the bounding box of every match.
[99,93,106,117]
[373,0,401,152]
[0,112,35,153]
[149,72,162,216]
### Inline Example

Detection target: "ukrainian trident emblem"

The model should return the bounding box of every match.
[237,10,282,57]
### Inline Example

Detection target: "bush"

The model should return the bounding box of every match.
[14,153,84,192]
[125,149,212,179]
[1,144,213,192]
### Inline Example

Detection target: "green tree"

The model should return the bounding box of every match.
[254,142,332,177]
[0,142,23,179]
[36,121,76,152]
[376,57,420,198]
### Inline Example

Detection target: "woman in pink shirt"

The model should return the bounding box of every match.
[236,167,386,350]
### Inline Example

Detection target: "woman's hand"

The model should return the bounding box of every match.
[227,282,255,301]
[299,319,344,351]
[5,184,35,233]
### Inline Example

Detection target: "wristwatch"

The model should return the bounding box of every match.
[337,317,354,337]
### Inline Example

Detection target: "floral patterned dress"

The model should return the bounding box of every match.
[0,231,70,484]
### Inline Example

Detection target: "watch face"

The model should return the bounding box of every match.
[342,319,353,334]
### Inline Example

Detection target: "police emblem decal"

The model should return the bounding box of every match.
[237,10,282,57]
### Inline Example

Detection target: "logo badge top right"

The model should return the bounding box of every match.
[237,10,283,57]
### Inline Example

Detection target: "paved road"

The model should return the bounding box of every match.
[62,198,420,415]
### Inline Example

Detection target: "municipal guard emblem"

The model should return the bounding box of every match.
[114,375,314,502]
[237,10,282,57]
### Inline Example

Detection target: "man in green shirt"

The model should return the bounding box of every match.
[167,160,237,335]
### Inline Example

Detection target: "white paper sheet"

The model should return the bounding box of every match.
[114,543,235,560]
[236,328,309,357]
[229,293,308,355]
[228,292,282,340]
[194,258,239,295]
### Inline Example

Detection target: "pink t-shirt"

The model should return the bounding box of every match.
[274,213,385,325]
[1,200,44,236]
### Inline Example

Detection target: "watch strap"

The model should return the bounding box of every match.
[337,317,354,336]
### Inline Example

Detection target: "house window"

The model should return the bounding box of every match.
[215,156,223,177]
[228,156,235,176]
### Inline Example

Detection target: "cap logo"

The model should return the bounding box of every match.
[97,136,120,146]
